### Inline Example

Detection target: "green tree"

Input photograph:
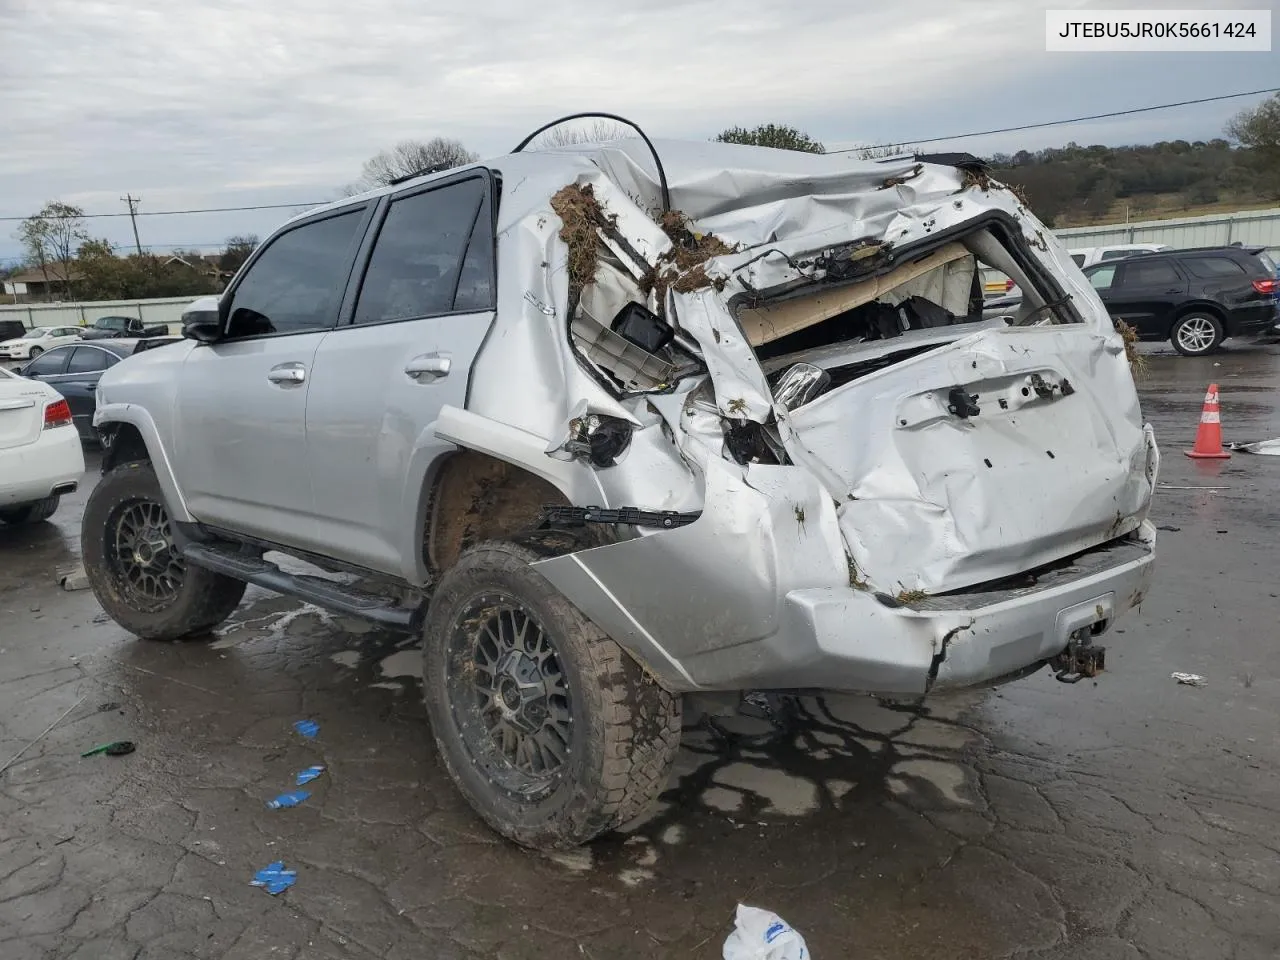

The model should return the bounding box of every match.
[15,201,88,299]
[1226,92,1280,194]
[714,124,825,154]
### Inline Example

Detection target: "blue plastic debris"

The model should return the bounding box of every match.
[266,790,311,809]
[295,765,325,786]
[293,720,319,739]
[250,861,296,895]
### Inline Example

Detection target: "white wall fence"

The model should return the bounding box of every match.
[0,295,200,333]
[1056,207,1280,259]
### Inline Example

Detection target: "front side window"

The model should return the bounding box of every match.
[1121,260,1181,288]
[226,210,364,337]
[1086,264,1118,291]
[66,347,114,374]
[353,178,492,325]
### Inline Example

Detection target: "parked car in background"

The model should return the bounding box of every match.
[0,364,84,525]
[0,325,82,360]
[1069,244,1170,268]
[0,320,28,344]
[18,337,182,442]
[1083,246,1279,356]
[80,315,170,340]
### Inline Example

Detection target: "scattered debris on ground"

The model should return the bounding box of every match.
[295,765,325,785]
[293,719,319,738]
[1227,438,1280,455]
[81,740,135,758]
[250,861,297,895]
[58,564,90,591]
[723,904,811,959]
[1172,672,1207,687]
[266,790,311,809]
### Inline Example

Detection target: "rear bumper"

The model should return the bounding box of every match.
[1226,303,1279,336]
[0,428,84,507]
[764,530,1155,694]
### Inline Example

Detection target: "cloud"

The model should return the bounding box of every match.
[0,0,1275,260]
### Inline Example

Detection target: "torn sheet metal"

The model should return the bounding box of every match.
[1227,438,1280,455]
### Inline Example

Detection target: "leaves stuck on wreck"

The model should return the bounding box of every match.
[1114,319,1147,377]
[642,209,735,305]
[550,183,617,300]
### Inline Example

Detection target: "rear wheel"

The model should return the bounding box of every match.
[0,495,60,526]
[1171,312,1224,357]
[82,462,246,640]
[422,540,681,849]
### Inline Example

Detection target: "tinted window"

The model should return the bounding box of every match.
[24,348,70,376]
[1087,264,1117,291]
[1099,249,1132,261]
[1256,251,1278,275]
[1183,257,1245,279]
[227,210,363,337]
[353,178,490,325]
[1121,260,1181,288]
[1070,254,1086,267]
[66,347,114,374]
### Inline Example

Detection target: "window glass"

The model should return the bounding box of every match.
[1183,257,1245,279]
[67,347,113,373]
[1087,264,1117,291]
[353,178,489,325]
[24,348,70,376]
[1121,260,1180,288]
[1070,254,1086,267]
[226,210,363,337]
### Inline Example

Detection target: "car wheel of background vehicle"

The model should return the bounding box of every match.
[82,461,247,640]
[422,539,681,850]
[27,346,42,358]
[1171,312,1224,357]
[0,495,60,526]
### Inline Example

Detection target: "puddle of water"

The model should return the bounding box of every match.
[378,650,420,680]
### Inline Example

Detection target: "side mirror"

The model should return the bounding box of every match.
[181,307,223,343]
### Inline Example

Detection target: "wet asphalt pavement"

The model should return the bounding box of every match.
[2,342,1279,960]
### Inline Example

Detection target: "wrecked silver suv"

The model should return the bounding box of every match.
[84,120,1157,849]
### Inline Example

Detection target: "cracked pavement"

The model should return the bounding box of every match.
[2,344,1279,958]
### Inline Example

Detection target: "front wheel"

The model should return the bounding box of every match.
[422,540,681,850]
[1171,312,1224,357]
[27,346,42,359]
[82,461,246,640]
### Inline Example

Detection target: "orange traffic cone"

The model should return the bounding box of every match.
[1185,383,1230,459]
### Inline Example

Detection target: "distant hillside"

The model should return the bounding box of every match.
[988,141,1277,228]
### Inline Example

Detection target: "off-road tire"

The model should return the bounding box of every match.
[1171,311,1224,357]
[0,495,60,526]
[82,461,246,640]
[422,539,681,850]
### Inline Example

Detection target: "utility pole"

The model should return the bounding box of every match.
[121,194,143,255]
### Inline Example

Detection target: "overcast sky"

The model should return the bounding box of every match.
[1,0,1276,265]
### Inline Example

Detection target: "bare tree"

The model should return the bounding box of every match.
[526,119,631,150]
[853,143,918,160]
[346,138,479,194]
[15,201,88,299]
[1226,92,1280,193]
[219,234,259,275]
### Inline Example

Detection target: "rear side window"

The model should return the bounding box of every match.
[226,210,364,338]
[24,348,70,376]
[1120,260,1181,288]
[1254,251,1278,275]
[1099,249,1132,261]
[66,347,115,373]
[1070,254,1086,267]
[353,177,492,325]
[1183,257,1246,279]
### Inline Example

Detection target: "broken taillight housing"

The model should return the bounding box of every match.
[43,399,73,429]
[1252,278,1277,295]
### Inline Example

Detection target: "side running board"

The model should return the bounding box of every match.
[181,542,418,631]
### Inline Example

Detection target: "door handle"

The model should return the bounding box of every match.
[404,354,451,382]
[267,362,306,384]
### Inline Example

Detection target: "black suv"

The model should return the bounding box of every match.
[1082,246,1279,356]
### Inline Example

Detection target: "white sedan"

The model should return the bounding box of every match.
[0,325,83,360]
[0,365,84,525]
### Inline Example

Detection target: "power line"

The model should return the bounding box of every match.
[0,201,324,222]
[828,87,1280,154]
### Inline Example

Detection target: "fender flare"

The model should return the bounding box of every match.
[94,402,193,523]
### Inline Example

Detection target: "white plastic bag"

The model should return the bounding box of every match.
[723,904,810,960]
